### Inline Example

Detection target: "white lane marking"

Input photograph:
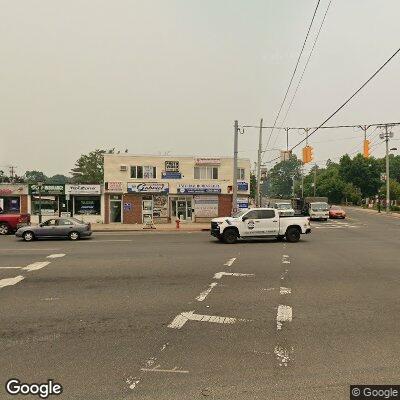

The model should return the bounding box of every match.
[0,267,21,269]
[168,311,240,329]
[0,275,24,288]
[41,297,60,301]
[214,272,254,280]
[83,239,133,242]
[22,261,51,272]
[140,365,189,374]
[282,255,290,264]
[280,287,291,295]
[47,254,65,259]
[274,345,294,367]
[126,377,140,390]
[276,305,292,330]
[196,282,218,301]
[0,248,60,252]
[224,257,237,267]
[280,269,289,280]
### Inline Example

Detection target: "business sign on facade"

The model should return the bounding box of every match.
[237,181,249,191]
[194,158,221,165]
[123,202,132,211]
[177,184,221,194]
[0,184,28,196]
[165,161,180,172]
[127,182,169,193]
[65,184,101,195]
[105,182,123,192]
[161,172,182,179]
[29,184,64,195]
[194,195,218,217]
[237,198,249,209]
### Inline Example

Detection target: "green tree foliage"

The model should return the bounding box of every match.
[268,156,302,197]
[250,173,257,199]
[25,170,47,183]
[46,174,71,184]
[380,179,400,200]
[70,149,105,184]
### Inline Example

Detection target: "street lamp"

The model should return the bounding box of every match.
[37,181,43,224]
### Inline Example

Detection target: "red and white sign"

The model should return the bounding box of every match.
[194,157,221,165]
[105,182,123,192]
[0,184,28,196]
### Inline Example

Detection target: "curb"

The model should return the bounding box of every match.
[92,228,211,233]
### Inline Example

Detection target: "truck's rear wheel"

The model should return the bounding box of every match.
[286,227,300,243]
[223,229,238,244]
[0,223,10,235]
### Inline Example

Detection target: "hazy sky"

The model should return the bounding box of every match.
[1,0,399,177]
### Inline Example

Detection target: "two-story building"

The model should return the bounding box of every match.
[103,154,251,224]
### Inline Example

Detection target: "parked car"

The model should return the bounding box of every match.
[15,217,92,241]
[329,205,346,219]
[211,208,311,244]
[271,201,295,217]
[0,213,31,235]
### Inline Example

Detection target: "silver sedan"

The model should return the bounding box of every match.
[16,217,92,242]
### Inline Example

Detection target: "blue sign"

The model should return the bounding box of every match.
[237,181,249,191]
[161,171,182,179]
[124,202,132,211]
[178,184,221,194]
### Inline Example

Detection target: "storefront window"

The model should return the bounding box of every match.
[74,196,101,215]
[31,196,59,215]
[0,197,20,213]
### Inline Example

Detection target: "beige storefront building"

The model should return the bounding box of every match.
[103,154,251,224]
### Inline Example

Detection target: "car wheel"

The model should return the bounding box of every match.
[23,231,35,242]
[0,223,10,235]
[286,227,300,243]
[69,231,80,241]
[223,229,238,244]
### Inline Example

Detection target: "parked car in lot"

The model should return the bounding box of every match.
[329,205,346,219]
[0,213,31,235]
[271,201,295,217]
[211,208,311,244]
[15,217,92,241]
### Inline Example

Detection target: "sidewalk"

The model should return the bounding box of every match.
[91,222,211,232]
[345,206,400,218]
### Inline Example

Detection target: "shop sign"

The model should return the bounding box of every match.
[0,184,28,196]
[123,202,132,211]
[29,184,64,195]
[194,195,218,217]
[165,161,179,172]
[65,184,101,195]
[127,182,169,193]
[161,171,182,179]
[237,198,249,209]
[105,182,123,192]
[194,157,221,165]
[237,181,249,191]
[178,184,221,194]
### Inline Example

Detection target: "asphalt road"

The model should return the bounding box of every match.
[1,208,400,400]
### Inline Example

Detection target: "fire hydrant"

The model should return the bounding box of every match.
[176,219,180,229]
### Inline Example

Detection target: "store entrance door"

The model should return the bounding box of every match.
[173,198,192,221]
[110,195,122,223]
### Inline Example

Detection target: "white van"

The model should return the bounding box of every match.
[308,202,329,221]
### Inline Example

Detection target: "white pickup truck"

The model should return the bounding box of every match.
[211,208,311,244]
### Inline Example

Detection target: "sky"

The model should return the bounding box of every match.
[1,0,399,177]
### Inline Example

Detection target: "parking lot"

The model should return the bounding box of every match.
[1,208,400,399]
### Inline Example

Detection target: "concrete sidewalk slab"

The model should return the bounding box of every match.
[91,222,210,232]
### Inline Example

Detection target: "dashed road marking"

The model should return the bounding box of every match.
[0,267,21,269]
[214,272,254,280]
[196,282,218,302]
[47,254,66,259]
[280,287,291,295]
[274,345,294,367]
[22,261,51,272]
[0,275,24,288]
[140,365,189,374]
[276,305,292,331]
[168,310,241,329]
[224,257,237,267]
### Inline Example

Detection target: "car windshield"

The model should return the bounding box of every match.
[277,203,292,209]
[331,206,342,210]
[312,203,329,211]
[232,210,247,218]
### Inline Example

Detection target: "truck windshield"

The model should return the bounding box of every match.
[312,203,329,211]
[232,210,247,218]
[277,203,292,210]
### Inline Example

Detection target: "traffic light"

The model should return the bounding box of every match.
[363,139,370,158]
[302,146,314,163]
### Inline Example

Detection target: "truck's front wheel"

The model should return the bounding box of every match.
[223,229,238,244]
[286,227,300,243]
[0,223,10,235]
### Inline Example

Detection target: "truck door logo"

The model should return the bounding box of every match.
[247,220,255,230]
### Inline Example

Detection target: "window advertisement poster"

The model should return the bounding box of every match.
[105,182,123,192]
[143,166,155,179]
[75,197,101,215]
[153,196,168,218]
[65,184,101,195]
[127,183,169,194]
[177,184,221,194]
[194,195,218,217]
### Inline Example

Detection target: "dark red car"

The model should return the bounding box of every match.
[329,205,346,219]
[0,213,31,235]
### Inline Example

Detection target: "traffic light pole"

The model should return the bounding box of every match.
[256,118,263,207]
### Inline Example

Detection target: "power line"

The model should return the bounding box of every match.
[279,0,332,130]
[289,46,400,152]
[264,0,321,154]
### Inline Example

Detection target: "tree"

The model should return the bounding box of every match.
[25,170,47,183]
[250,173,257,199]
[70,149,105,184]
[46,174,71,184]
[268,156,302,198]
[380,179,400,201]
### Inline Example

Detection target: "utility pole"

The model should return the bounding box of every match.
[285,128,290,151]
[380,125,394,213]
[313,165,317,197]
[256,118,263,207]
[9,166,15,183]
[232,120,239,215]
